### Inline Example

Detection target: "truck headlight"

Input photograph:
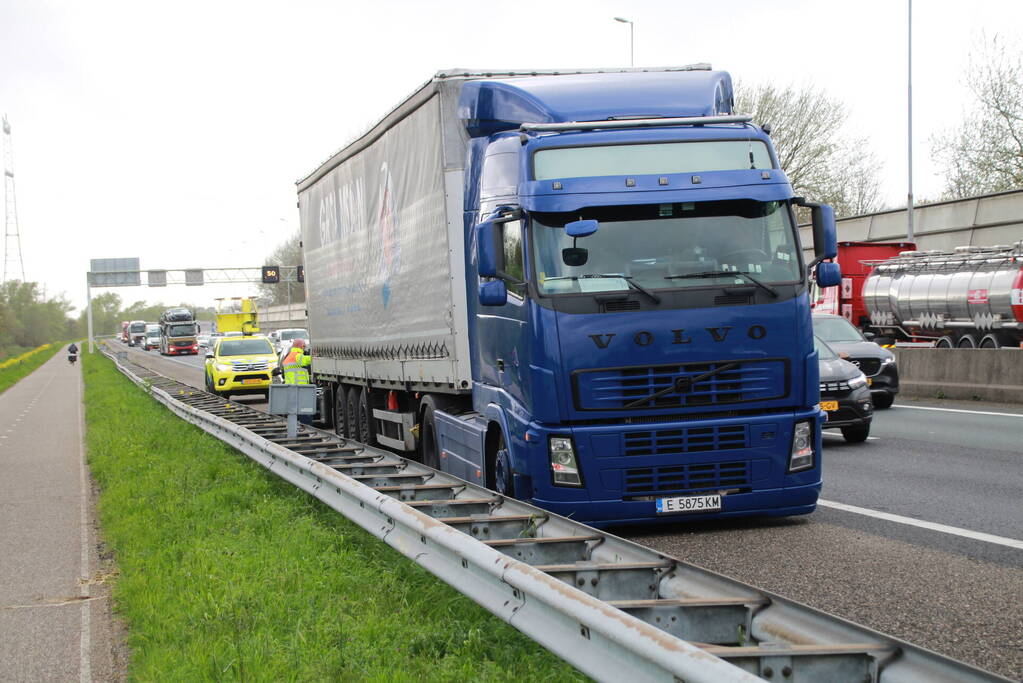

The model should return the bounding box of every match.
[549,436,582,487]
[788,421,814,472]
[848,374,868,390]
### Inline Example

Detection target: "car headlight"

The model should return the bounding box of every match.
[214,362,232,372]
[848,374,868,390]
[880,356,896,366]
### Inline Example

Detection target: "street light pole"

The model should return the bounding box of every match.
[907,0,915,242]
[614,17,634,67]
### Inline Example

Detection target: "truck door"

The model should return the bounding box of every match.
[476,218,532,408]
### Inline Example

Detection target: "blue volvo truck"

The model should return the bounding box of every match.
[297,66,841,526]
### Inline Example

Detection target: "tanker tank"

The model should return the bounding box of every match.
[862,241,1023,348]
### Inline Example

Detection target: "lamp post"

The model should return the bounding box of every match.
[614,17,634,67]
[907,0,914,242]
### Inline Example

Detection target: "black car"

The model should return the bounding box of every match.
[817,336,873,442]
[812,313,899,409]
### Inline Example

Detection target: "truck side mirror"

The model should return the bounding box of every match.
[479,279,508,306]
[794,199,837,260]
[475,221,503,278]
[815,261,841,288]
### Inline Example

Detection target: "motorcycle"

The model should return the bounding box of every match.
[68,353,77,365]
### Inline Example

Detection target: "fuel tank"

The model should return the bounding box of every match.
[862,242,1023,332]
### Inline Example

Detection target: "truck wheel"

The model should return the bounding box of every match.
[873,392,894,409]
[344,386,360,442]
[979,334,1003,349]
[418,397,441,469]
[357,388,376,446]
[486,430,515,497]
[333,385,350,439]
[841,424,870,443]
[956,334,978,349]
[935,336,954,349]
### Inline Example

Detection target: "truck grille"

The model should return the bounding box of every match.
[173,340,193,347]
[847,358,881,376]
[231,361,269,371]
[574,359,787,411]
[623,461,750,496]
[623,425,748,457]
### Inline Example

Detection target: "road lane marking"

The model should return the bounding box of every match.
[892,404,1023,418]
[818,499,1023,550]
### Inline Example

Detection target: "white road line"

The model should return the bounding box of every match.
[75,360,92,683]
[893,404,1023,418]
[818,499,1023,550]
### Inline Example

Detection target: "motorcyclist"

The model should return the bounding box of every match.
[68,342,79,365]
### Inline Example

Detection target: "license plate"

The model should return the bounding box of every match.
[821,400,839,411]
[241,379,263,385]
[656,494,722,514]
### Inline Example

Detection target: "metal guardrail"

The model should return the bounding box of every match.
[101,344,1008,682]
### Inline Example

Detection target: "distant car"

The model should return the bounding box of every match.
[273,328,310,353]
[197,334,211,348]
[816,336,873,443]
[813,313,899,409]
[204,337,279,397]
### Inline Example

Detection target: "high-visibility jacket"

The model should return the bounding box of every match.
[282,347,312,385]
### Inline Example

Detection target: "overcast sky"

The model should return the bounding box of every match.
[2,0,1021,314]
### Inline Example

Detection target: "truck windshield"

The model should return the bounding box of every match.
[531,199,801,295]
[218,339,274,356]
[129,323,145,333]
[167,324,196,337]
[280,329,308,340]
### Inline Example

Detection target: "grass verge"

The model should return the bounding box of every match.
[82,349,584,681]
[0,343,63,395]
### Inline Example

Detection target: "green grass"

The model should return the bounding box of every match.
[82,350,585,682]
[0,343,64,395]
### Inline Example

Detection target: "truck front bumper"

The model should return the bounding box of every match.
[166,344,198,355]
[518,408,824,528]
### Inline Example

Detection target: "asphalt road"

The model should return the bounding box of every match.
[623,401,1023,680]
[110,341,1022,680]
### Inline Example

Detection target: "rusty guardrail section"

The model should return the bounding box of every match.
[101,344,1008,682]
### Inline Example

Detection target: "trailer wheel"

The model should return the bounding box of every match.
[979,334,1002,349]
[341,385,359,441]
[333,385,350,439]
[357,387,376,446]
[418,397,441,469]
[935,336,955,349]
[956,334,978,349]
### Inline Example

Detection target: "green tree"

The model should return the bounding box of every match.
[932,34,1023,199]
[736,82,884,218]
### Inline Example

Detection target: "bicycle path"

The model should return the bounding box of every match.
[0,351,123,681]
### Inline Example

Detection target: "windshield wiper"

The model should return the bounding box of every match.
[664,270,778,298]
[545,273,661,304]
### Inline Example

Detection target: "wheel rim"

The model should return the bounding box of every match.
[334,390,345,437]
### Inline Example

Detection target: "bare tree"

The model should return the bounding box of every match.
[736,82,884,218]
[257,231,305,306]
[932,34,1023,199]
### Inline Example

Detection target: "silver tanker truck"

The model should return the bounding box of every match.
[863,241,1023,348]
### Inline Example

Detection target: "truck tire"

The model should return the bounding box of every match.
[333,385,350,439]
[344,386,360,442]
[841,424,870,443]
[418,397,441,469]
[486,429,515,497]
[935,336,954,349]
[979,334,1003,349]
[956,334,978,349]
[357,387,376,446]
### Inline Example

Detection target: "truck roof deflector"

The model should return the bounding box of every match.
[520,114,753,133]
